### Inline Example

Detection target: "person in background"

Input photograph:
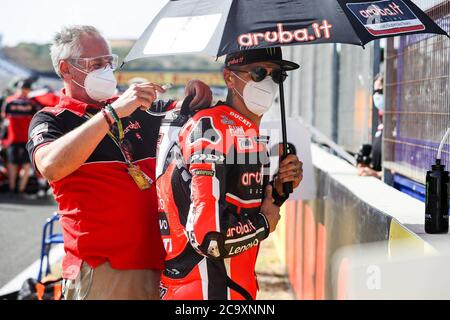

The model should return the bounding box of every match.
[0,90,6,139]
[0,91,5,114]
[27,25,212,300]
[29,85,60,108]
[357,73,384,179]
[1,79,39,195]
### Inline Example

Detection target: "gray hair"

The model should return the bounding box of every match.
[50,25,107,78]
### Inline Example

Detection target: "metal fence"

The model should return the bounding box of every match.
[384,0,450,184]
[278,0,450,186]
[280,42,374,154]
[337,44,375,152]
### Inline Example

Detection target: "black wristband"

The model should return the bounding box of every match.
[271,181,290,207]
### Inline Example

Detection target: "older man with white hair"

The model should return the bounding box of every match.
[26,25,212,300]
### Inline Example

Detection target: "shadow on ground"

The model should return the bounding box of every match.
[0,193,56,207]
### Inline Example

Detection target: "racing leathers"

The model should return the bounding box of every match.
[157,103,285,300]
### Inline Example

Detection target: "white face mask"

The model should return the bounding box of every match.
[232,72,278,116]
[373,93,385,112]
[71,65,117,102]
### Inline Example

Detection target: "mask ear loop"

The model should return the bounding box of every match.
[231,71,247,84]
[68,62,89,90]
[230,71,247,101]
[69,61,89,75]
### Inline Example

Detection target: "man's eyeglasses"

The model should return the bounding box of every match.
[229,66,288,84]
[70,54,119,72]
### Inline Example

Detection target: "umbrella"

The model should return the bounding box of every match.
[124,0,449,194]
[29,88,60,107]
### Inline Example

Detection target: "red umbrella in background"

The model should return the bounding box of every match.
[29,88,60,108]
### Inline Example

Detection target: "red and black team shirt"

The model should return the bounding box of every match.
[2,94,40,147]
[26,90,175,280]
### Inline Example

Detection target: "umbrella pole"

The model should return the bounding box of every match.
[278,80,293,195]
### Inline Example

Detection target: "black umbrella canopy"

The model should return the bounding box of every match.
[124,0,448,195]
[125,0,448,62]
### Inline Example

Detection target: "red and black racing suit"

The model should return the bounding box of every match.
[157,103,286,300]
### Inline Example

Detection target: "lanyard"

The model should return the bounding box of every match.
[84,112,131,165]
[83,109,153,191]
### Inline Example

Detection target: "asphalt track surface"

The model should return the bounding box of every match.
[0,193,58,288]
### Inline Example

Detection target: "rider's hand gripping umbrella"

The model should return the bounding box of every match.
[124,0,449,195]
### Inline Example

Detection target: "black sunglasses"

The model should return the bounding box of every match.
[230,66,288,84]
[374,89,383,94]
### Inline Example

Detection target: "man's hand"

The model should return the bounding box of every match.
[358,166,382,179]
[111,83,166,118]
[261,185,281,233]
[275,154,303,196]
[184,80,213,110]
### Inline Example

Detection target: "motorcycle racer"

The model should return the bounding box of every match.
[157,47,303,300]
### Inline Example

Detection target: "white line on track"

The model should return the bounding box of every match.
[0,244,65,296]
